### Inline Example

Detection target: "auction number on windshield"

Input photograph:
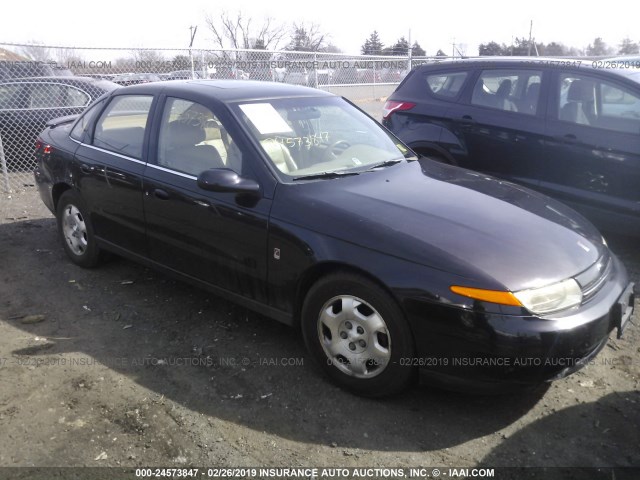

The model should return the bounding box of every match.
[264,132,329,150]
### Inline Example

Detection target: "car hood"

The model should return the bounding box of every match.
[272,160,606,291]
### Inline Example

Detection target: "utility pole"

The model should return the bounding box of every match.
[189,25,198,78]
[527,20,533,56]
[408,28,412,70]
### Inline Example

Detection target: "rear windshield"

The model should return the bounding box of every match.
[424,71,468,98]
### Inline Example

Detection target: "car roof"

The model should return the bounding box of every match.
[115,79,336,102]
[414,56,640,79]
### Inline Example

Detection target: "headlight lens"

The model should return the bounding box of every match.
[513,279,582,315]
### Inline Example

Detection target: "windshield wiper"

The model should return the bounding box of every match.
[292,170,361,181]
[364,158,404,171]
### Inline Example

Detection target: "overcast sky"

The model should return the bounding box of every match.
[1,0,637,56]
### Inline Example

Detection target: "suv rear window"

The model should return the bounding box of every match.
[425,72,468,98]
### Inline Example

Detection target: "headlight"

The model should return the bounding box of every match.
[513,279,582,315]
[451,278,583,315]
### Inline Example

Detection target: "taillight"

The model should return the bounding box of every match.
[36,140,51,155]
[382,101,416,120]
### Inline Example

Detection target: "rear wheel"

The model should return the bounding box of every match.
[56,190,101,268]
[302,273,416,397]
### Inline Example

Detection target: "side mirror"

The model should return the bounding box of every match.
[197,168,260,195]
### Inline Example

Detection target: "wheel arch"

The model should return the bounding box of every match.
[52,182,73,211]
[408,141,457,165]
[294,261,405,329]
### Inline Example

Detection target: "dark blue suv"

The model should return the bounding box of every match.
[383,58,640,235]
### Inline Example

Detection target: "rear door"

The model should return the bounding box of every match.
[74,94,155,254]
[542,70,640,230]
[450,67,547,189]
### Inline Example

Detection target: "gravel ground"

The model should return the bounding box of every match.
[0,105,638,479]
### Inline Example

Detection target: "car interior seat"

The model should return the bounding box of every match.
[560,80,596,125]
[260,139,298,173]
[523,82,540,114]
[162,121,224,174]
[495,79,518,111]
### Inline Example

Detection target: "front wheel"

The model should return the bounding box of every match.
[302,273,416,397]
[56,190,101,268]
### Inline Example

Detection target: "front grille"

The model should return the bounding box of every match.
[575,251,612,303]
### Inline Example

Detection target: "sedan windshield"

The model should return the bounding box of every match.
[233,96,414,179]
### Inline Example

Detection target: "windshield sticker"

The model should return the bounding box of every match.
[263,132,329,150]
[239,103,293,134]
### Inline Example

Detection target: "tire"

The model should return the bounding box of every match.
[56,190,101,268]
[301,273,416,397]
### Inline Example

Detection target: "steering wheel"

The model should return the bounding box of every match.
[322,140,351,162]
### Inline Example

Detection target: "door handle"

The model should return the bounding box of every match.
[152,189,170,200]
[80,164,95,174]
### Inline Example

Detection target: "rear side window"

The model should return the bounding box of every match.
[29,83,90,108]
[425,72,468,98]
[93,95,153,159]
[0,84,26,109]
[471,69,542,115]
[70,99,105,142]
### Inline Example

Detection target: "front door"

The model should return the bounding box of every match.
[143,96,271,303]
[542,70,640,232]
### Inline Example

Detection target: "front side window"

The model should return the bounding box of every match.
[93,95,153,159]
[425,71,468,98]
[234,96,414,179]
[471,69,542,114]
[558,74,640,134]
[157,97,243,176]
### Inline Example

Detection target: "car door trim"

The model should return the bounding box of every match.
[145,163,198,180]
[70,137,200,180]
[69,137,146,165]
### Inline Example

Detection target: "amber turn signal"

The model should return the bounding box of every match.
[450,285,522,306]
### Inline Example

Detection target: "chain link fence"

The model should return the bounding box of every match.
[0,42,445,192]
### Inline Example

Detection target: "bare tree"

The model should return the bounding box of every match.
[205,11,287,52]
[287,23,328,52]
[19,41,51,62]
[130,50,167,73]
[131,49,167,64]
[54,48,84,67]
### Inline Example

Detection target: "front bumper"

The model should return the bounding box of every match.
[404,253,634,391]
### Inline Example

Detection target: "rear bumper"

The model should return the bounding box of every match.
[404,254,634,391]
[34,165,55,214]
